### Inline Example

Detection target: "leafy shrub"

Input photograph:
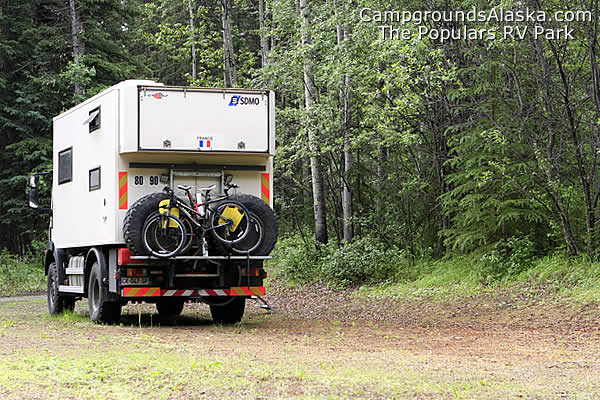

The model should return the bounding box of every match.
[269,233,333,283]
[271,234,405,287]
[474,236,536,283]
[320,237,402,287]
[0,249,45,296]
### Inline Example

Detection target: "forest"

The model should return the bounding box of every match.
[2,0,600,285]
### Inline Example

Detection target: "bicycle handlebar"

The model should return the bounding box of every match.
[163,182,237,196]
[223,183,238,195]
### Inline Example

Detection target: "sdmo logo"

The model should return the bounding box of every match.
[228,95,260,106]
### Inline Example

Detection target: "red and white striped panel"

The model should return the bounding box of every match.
[121,287,265,297]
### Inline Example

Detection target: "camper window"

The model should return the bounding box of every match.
[58,147,72,184]
[88,106,101,133]
[89,167,100,191]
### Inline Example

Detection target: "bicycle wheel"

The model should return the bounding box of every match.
[177,216,196,255]
[209,200,251,245]
[152,220,194,254]
[231,211,263,254]
[142,212,187,258]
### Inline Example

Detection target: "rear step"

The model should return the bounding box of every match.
[252,295,276,313]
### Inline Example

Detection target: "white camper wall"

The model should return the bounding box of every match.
[52,89,121,248]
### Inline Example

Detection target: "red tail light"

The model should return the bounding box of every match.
[241,267,261,277]
[126,268,147,277]
[118,248,142,265]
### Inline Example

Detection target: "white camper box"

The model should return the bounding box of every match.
[52,80,275,249]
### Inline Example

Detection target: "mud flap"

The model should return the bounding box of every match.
[87,247,120,302]
[55,248,67,284]
[108,248,118,294]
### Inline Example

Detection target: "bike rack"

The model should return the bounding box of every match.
[170,170,225,194]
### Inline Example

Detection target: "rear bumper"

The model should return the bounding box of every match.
[121,286,265,297]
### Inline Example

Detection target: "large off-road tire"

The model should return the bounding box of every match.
[47,262,76,314]
[123,192,170,255]
[209,297,245,324]
[88,262,121,324]
[229,194,278,255]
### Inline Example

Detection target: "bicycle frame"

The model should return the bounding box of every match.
[161,187,239,237]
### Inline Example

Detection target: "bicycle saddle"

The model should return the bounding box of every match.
[177,184,195,191]
[198,184,216,192]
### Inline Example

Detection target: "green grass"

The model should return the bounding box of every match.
[517,255,600,302]
[356,254,600,303]
[0,253,45,297]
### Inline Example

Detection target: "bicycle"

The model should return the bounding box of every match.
[142,182,253,258]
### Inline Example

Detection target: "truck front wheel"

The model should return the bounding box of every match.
[47,262,75,314]
[88,262,121,324]
[209,297,245,324]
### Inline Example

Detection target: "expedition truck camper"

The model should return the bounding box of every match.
[28,80,278,324]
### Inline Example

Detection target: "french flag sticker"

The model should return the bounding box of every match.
[199,139,211,149]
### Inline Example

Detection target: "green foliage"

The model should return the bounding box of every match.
[270,233,332,283]
[272,233,575,290]
[320,237,401,287]
[473,236,537,284]
[272,234,405,287]
[0,246,45,297]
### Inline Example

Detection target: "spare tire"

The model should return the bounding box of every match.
[123,192,170,255]
[229,194,278,255]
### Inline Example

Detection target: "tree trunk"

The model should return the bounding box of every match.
[300,0,327,244]
[375,60,386,216]
[532,36,580,256]
[221,0,237,87]
[188,0,197,81]
[342,103,352,242]
[258,0,268,67]
[68,0,84,95]
[336,8,352,243]
[589,0,600,256]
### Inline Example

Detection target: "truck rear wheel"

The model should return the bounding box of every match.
[88,262,121,323]
[47,262,75,314]
[209,297,245,324]
[229,194,278,255]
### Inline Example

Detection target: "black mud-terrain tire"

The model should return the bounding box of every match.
[209,297,245,324]
[229,194,278,255]
[156,298,185,317]
[47,262,76,314]
[123,192,170,256]
[88,262,121,324]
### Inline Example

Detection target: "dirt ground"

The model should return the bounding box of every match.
[0,283,599,399]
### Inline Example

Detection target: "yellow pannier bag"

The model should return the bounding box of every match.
[219,205,245,232]
[158,199,181,228]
